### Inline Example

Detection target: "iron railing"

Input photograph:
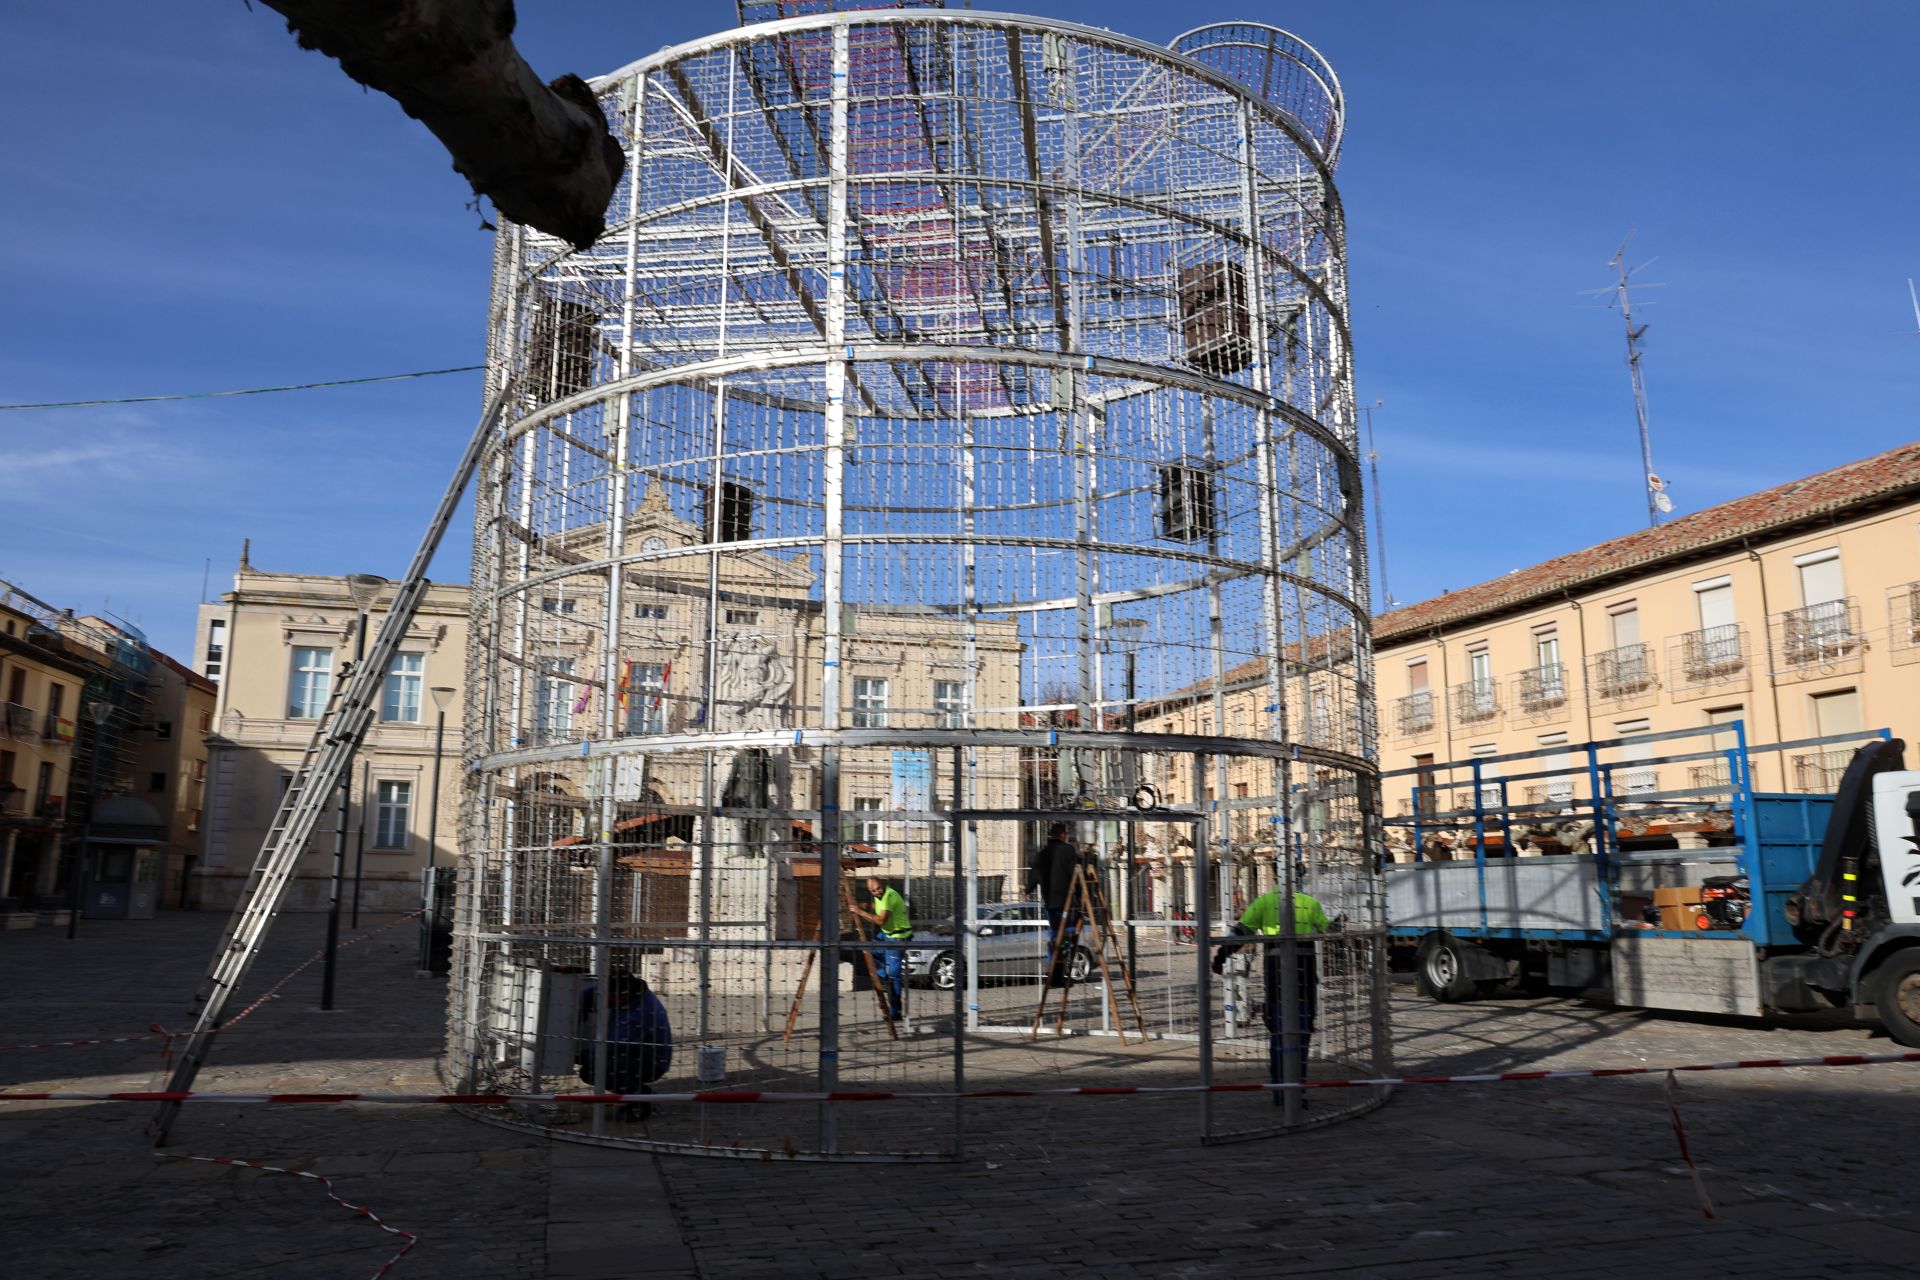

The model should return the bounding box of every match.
[1792,749,1852,793]
[1451,677,1499,725]
[1394,691,1434,735]
[1889,582,1920,666]
[1516,663,1568,711]
[1679,624,1745,679]
[1588,643,1656,700]
[1773,599,1861,675]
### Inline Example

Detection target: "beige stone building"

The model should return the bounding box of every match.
[1374,442,1920,831]
[499,478,1027,935]
[193,565,470,912]
[0,587,88,912]
[137,651,218,908]
[1128,442,1920,877]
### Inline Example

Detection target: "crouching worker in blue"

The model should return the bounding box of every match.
[577,970,673,1122]
[1211,886,1328,1106]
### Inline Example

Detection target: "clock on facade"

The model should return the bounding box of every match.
[640,535,669,553]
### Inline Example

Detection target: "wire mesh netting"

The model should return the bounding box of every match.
[452,8,1385,1158]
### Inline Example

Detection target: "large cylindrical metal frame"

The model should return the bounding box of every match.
[452,9,1385,1159]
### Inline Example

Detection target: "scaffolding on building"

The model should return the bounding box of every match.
[455,5,1385,1159]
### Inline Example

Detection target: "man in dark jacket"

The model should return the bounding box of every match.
[1026,823,1094,984]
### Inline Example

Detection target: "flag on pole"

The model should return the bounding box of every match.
[616,660,633,719]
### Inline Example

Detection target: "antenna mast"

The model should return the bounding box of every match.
[1907,278,1920,336]
[1607,237,1664,527]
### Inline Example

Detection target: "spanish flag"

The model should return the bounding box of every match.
[616,660,633,718]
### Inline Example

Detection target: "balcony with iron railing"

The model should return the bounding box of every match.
[1394,690,1435,737]
[1513,663,1570,723]
[1666,623,1750,702]
[1792,748,1852,793]
[1889,582,1920,667]
[41,713,76,745]
[1687,761,1732,791]
[1587,643,1657,706]
[1521,781,1575,808]
[2,702,33,738]
[1772,598,1862,678]
[1450,678,1500,726]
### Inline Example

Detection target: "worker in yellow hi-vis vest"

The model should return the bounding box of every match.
[1212,884,1329,1104]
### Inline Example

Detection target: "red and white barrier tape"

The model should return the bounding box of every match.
[160,1154,417,1278]
[7,1048,1917,1106]
[1664,1070,1715,1220]
[0,1023,174,1054]
[222,909,426,1031]
[0,910,425,1054]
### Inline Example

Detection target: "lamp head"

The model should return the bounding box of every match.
[345,573,387,611]
[430,685,457,713]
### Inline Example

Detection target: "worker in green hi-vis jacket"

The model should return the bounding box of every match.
[851,875,913,1021]
[1212,885,1329,1105]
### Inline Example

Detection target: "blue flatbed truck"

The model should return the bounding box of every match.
[1381,723,1920,1045]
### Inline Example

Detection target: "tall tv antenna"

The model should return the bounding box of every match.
[1359,399,1397,611]
[1585,234,1668,527]
[1907,278,1920,336]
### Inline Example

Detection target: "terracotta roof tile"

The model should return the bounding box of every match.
[1374,441,1920,641]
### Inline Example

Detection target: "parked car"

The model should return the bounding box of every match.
[903,900,1093,990]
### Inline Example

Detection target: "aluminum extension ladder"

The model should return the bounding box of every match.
[151,391,505,1144]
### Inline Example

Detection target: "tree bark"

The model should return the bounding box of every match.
[260,0,623,250]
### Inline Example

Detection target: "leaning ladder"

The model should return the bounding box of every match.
[151,392,506,1145]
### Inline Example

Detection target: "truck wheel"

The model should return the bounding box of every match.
[930,952,962,992]
[1417,936,1478,1003]
[1873,950,1920,1047]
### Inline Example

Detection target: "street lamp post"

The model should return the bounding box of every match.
[66,699,114,940]
[322,572,386,1010]
[418,684,456,975]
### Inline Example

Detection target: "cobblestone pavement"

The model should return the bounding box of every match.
[5,911,1920,1278]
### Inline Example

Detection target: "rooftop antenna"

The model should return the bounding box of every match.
[1582,233,1667,527]
[1908,278,1920,336]
[1359,398,1397,611]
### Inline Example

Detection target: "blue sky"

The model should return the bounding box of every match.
[2,1,1916,658]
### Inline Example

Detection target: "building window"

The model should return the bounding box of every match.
[634,604,669,620]
[540,597,577,615]
[1608,603,1640,648]
[1468,743,1501,808]
[852,677,889,728]
[1535,732,1573,804]
[1810,688,1861,738]
[288,647,334,718]
[934,680,967,728]
[149,771,166,793]
[382,652,424,723]
[154,720,172,740]
[35,762,53,810]
[626,662,668,735]
[374,780,412,848]
[1795,549,1845,608]
[197,709,213,734]
[533,658,574,744]
[192,758,207,783]
[852,796,884,846]
[205,618,226,680]
[1615,718,1656,795]
[48,683,64,719]
[724,609,759,626]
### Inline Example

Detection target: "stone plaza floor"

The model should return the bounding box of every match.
[4,909,1920,1278]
